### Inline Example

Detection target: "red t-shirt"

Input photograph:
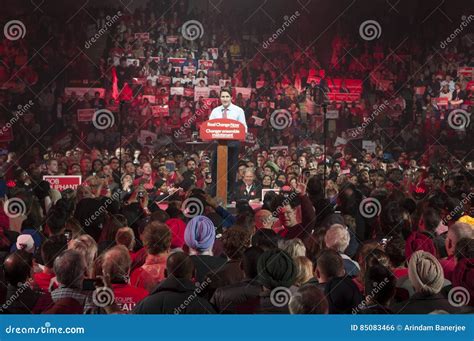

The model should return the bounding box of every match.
[33,272,55,292]
[130,254,168,292]
[392,267,409,279]
[111,283,148,312]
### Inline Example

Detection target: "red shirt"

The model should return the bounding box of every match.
[111,283,148,312]
[392,267,409,279]
[440,256,456,282]
[130,254,168,292]
[33,271,55,292]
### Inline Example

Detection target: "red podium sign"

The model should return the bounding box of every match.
[200,119,246,141]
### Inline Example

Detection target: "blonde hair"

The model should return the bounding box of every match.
[294,256,314,286]
[68,234,98,277]
[279,238,306,259]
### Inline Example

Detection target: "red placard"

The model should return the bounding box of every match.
[151,105,169,117]
[415,86,426,95]
[184,88,194,97]
[198,60,213,69]
[134,33,150,41]
[157,75,171,85]
[77,108,95,122]
[434,97,449,106]
[458,67,473,78]
[183,66,196,75]
[200,119,246,141]
[43,175,82,191]
[166,36,179,44]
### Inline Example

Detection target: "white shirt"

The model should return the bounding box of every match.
[209,103,248,133]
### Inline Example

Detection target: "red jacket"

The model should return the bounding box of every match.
[112,283,148,312]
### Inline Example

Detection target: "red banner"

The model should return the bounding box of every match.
[200,119,246,141]
[43,175,82,191]
[167,57,186,65]
[327,93,361,102]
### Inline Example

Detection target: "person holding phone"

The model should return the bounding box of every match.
[209,87,247,200]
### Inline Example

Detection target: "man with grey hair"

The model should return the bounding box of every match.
[43,249,88,314]
[441,222,473,281]
[325,224,360,276]
[234,168,261,202]
[102,246,148,312]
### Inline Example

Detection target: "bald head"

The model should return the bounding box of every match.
[446,222,473,257]
[4,251,32,286]
[255,209,274,229]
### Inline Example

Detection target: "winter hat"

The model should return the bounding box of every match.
[257,249,297,289]
[184,216,215,252]
[408,251,444,295]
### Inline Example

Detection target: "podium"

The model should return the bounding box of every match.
[200,119,246,206]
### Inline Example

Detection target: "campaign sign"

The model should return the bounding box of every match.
[43,175,82,191]
[77,108,95,122]
[200,119,246,141]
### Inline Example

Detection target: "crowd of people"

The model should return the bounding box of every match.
[0,0,473,314]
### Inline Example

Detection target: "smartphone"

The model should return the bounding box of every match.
[165,161,175,172]
[82,278,101,291]
[64,229,72,242]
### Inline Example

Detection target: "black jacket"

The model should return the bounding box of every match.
[210,279,262,313]
[233,182,261,202]
[390,292,471,314]
[132,276,216,314]
[190,254,227,283]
